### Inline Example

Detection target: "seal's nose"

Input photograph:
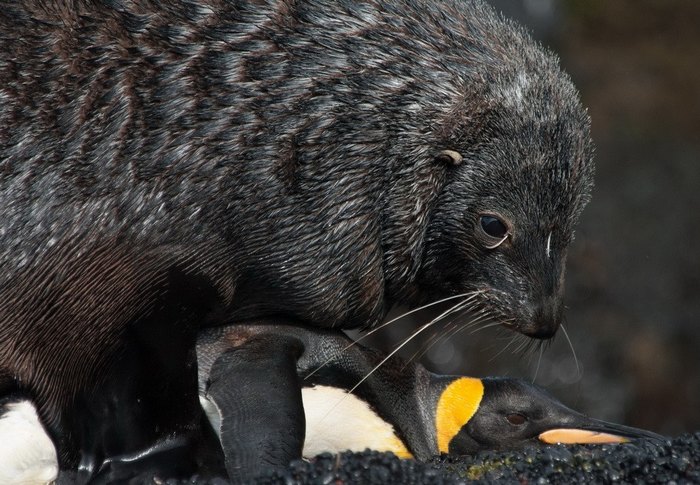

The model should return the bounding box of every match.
[521,297,562,339]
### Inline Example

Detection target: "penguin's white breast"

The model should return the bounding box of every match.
[0,401,58,485]
[301,385,411,458]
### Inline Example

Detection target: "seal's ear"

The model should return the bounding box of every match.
[436,150,463,166]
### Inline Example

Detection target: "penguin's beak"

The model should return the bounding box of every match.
[539,429,629,444]
[538,417,666,445]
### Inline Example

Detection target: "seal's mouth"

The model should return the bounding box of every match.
[473,289,562,341]
[519,322,559,340]
[519,299,563,340]
[497,314,559,341]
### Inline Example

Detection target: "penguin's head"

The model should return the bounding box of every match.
[435,377,665,455]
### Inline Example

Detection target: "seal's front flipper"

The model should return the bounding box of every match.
[204,334,305,484]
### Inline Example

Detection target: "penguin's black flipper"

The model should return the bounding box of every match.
[204,334,306,484]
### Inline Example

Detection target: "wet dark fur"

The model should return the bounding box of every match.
[0,0,594,477]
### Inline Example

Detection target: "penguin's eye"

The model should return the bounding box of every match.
[506,413,527,426]
[480,215,509,239]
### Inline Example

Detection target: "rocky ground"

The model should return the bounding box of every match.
[141,433,699,484]
[250,434,699,484]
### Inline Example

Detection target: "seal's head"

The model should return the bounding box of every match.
[395,21,595,340]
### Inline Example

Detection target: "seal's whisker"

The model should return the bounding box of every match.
[307,297,476,432]
[408,310,489,368]
[521,338,541,365]
[305,291,483,379]
[401,301,478,370]
[407,297,482,363]
[532,343,545,384]
[426,312,501,364]
[427,300,490,343]
[490,333,519,362]
[446,301,494,333]
[480,321,519,354]
[511,336,525,355]
[450,313,488,336]
[560,322,581,379]
[345,298,471,395]
[365,291,482,339]
[528,337,540,355]
[402,327,447,371]
[429,312,493,356]
[468,321,502,336]
[543,336,555,353]
[514,334,531,355]
[402,310,468,370]
[452,312,493,338]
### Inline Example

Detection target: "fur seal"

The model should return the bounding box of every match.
[196,322,663,480]
[0,0,594,478]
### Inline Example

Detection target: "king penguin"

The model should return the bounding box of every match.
[0,320,664,484]
[196,321,665,476]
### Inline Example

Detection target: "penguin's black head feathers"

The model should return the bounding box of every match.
[445,377,664,455]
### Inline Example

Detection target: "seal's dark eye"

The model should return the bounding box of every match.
[480,215,508,239]
[506,413,527,426]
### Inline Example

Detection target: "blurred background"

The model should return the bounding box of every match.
[364,0,700,436]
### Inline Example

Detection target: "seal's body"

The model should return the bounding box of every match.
[0,0,593,479]
[197,323,662,480]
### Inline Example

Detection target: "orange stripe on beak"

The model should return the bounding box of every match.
[539,429,630,444]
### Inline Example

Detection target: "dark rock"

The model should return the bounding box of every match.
[62,433,698,483]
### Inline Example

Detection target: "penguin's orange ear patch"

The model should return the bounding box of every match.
[436,377,484,453]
